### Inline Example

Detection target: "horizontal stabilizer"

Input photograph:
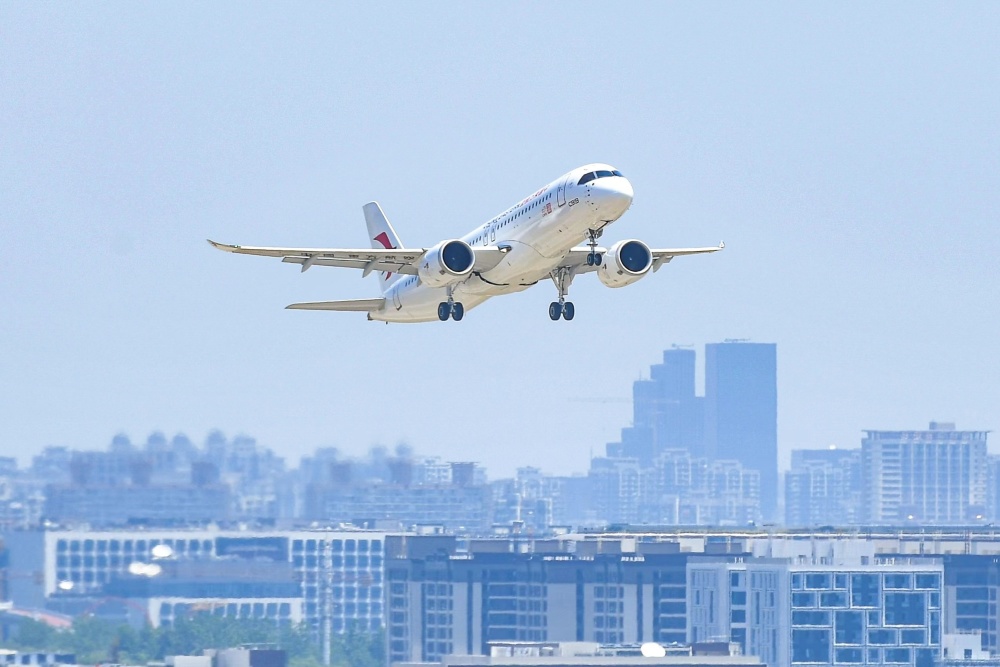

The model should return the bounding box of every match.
[286,298,385,312]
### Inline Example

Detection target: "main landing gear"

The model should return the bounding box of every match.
[437,287,464,321]
[585,228,603,267]
[549,300,575,321]
[548,267,575,321]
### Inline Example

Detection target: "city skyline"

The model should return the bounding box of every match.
[2,341,990,479]
[4,401,995,535]
[3,4,998,479]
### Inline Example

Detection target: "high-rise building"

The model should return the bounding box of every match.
[587,456,657,525]
[599,343,774,526]
[861,423,989,525]
[704,342,778,520]
[785,448,863,527]
[657,451,761,526]
[609,347,704,464]
[646,347,705,456]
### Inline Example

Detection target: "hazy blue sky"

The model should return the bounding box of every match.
[2,3,998,477]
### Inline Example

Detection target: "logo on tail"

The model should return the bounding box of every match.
[373,232,396,280]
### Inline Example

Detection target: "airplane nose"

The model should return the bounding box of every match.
[594,177,634,218]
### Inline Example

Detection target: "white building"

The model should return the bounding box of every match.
[861,423,989,525]
[5,525,408,633]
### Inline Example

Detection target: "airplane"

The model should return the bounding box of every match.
[209,163,723,323]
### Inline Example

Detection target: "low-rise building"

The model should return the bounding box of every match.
[392,640,761,667]
[3,525,405,634]
[688,545,943,667]
[0,651,76,666]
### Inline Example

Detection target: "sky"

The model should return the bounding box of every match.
[2,3,998,478]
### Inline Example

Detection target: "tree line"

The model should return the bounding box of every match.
[6,615,383,667]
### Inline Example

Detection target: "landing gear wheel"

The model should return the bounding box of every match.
[586,253,595,267]
[437,302,451,321]
[549,266,577,321]
[451,303,465,321]
[593,253,603,266]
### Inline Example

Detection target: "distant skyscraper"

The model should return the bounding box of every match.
[609,346,704,464]
[704,342,778,520]
[862,422,989,525]
[652,347,705,455]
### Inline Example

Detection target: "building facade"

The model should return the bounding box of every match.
[304,461,492,533]
[4,526,403,634]
[861,423,989,525]
[100,558,304,628]
[785,448,863,527]
[688,553,943,666]
[384,537,691,665]
[657,452,761,526]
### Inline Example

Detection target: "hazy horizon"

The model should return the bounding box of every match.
[3,3,998,478]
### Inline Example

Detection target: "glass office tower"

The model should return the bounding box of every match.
[705,341,778,520]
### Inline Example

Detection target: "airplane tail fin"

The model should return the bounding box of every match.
[364,202,405,293]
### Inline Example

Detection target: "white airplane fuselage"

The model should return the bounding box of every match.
[373,163,633,322]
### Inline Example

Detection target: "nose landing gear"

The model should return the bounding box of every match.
[585,228,604,266]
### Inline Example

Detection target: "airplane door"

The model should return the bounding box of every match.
[490,223,496,243]
[392,286,403,310]
[557,177,567,207]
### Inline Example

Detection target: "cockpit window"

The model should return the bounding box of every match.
[579,170,624,185]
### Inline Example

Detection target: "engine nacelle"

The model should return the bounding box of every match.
[598,239,653,288]
[418,239,475,288]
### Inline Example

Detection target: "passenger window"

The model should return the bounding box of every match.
[578,172,596,185]
[596,170,613,178]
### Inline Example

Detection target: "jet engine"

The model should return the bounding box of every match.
[418,240,476,287]
[597,239,653,288]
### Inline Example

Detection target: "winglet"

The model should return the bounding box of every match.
[207,239,240,252]
[719,241,725,249]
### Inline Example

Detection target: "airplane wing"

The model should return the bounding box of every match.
[286,298,385,312]
[208,240,424,276]
[649,242,725,271]
[207,240,506,276]
[560,242,725,274]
